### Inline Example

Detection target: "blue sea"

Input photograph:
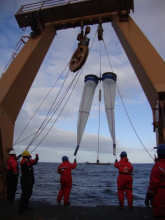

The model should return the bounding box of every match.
[15,163,153,207]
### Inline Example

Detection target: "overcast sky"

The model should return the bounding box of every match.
[0,0,165,163]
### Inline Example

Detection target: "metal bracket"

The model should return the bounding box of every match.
[26,11,45,38]
[97,19,103,41]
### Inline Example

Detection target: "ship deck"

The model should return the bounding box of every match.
[0,199,153,220]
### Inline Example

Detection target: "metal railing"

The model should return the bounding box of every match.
[16,0,91,14]
[1,36,29,77]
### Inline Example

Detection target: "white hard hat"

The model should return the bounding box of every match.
[9,149,16,155]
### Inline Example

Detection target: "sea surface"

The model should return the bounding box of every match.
[15,163,153,207]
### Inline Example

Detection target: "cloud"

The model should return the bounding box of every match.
[1,0,163,163]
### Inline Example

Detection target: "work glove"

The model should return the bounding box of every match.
[74,158,76,163]
[35,154,39,161]
[144,193,153,208]
[115,159,118,163]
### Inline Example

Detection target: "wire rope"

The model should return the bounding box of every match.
[30,69,82,153]
[16,27,97,153]
[31,28,98,154]
[27,68,70,148]
[97,41,102,161]
[103,39,113,73]
[97,84,101,161]
[102,38,154,161]
[117,84,154,160]
[27,69,79,150]
[14,132,38,145]
[13,63,69,146]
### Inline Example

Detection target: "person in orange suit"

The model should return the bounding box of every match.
[7,149,22,204]
[145,144,165,220]
[57,156,77,205]
[114,151,133,209]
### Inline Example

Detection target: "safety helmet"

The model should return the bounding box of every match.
[22,150,30,157]
[9,149,16,155]
[157,144,165,155]
[62,156,68,162]
[120,151,127,157]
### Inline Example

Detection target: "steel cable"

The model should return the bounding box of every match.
[13,63,69,146]
[27,68,70,148]
[28,69,81,151]
[31,29,98,153]
[102,37,154,161]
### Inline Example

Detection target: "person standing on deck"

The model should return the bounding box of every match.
[114,151,133,209]
[18,150,39,214]
[145,144,165,220]
[57,156,77,205]
[6,149,22,204]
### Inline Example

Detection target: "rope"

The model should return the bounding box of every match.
[97,86,101,161]
[99,40,102,78]
[16,28,98,152]
[117,84,154,160]
[14,63,69,146]
[103,36,154,161]
[15,27,97,154]
[27,68,70,148]
[14,131,38,146]
[28,69,79,151]
[103,39,113,73]
[30,69,82,153]
[33,29,98,154]
[97,40,102,161]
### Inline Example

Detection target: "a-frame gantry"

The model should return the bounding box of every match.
[0,0,165,198]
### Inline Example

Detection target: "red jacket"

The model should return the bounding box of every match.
[114,158,133,174]
[7,155,19,175]
[20,157,38,177]
[147,159,165,194]
[58,161,76,182]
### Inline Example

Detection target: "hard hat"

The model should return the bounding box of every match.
[157,144,165,155]
[62,156,68,162]
[120,151,127,157]
[9,149,16,155]
[22,150,30,157]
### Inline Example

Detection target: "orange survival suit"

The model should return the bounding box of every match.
[114,155,133,208]
[57,157,77,205]
[146,159,165,220]
[7,154,19,203]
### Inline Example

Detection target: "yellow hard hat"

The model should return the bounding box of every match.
[22,150,30,157]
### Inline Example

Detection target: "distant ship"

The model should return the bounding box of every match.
[86,159,110,165]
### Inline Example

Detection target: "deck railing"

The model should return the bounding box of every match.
[16,0,90,14]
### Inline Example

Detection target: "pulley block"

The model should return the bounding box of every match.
[69,41,89,72]
[69,25,91,72]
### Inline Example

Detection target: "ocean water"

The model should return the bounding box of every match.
[15,163,153,207]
